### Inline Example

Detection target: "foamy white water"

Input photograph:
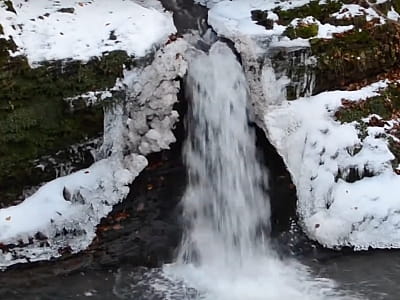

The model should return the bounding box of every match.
[162,42,358,300]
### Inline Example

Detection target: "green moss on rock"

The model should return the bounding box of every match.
[274,0,343,25]
[376,0,400,15]
[284,22,319,39]
[336,84,400,123]
[311,23,400,93]
[0,32,134,205]
[335,84,400,171]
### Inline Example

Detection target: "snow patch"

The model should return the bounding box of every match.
[332,4,384,23]
[0,0,176,66]
[388,7,400,21]
[207,0,354,43]
[263,79,400,249]
[0,154,147,268]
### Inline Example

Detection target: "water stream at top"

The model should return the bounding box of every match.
[163,41,357,300]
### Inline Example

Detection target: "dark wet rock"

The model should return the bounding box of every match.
[1,138,101,207]
[251,10,274,30]
[159,0,208,34]
[57,8,75,14]
[269,46,315,100]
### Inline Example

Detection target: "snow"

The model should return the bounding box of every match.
[65,90,113,108]
[332,4,384,23]
[289,17,353,39]
[207,0,355,43]
[0,154,148,267]
[202,0,400,250]
[0,0,176,66]
[207,0,303,38]
[263,80,400,249]
[388,7,400,21]
[0,37,188,268]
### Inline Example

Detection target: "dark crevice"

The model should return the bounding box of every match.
[253,124,297,236]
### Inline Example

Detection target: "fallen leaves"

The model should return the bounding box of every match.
[97,211,130,233]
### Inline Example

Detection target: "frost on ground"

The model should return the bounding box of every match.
[0,0,188,268]
[0,0,175,66]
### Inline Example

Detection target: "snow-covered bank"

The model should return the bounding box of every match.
[201,0,400,249]
[0,154,147,267]
[0,0,176,66]
[264,80,400,249]
[0,0,188,268]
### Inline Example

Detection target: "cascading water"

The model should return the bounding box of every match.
[177,41,270,267]
[163,42,357,300]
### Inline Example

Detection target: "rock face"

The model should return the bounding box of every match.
[0,38,189,268]
[205,0,400,249]
[0,0,176,205]
[0,0,190,268]
[0,33,112,204]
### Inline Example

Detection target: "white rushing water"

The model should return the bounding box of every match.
[162,42,357,300]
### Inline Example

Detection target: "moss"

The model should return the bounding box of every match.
[0,50,131,102]
[284,22,319,39]
[311,23,400,93]
[394,0,400,13]
[336,84,400,123]
[336,96,391,122]
[0,33,135,205]
[335,84,400,172]
[376,0,400,15]
[274,0,343,26]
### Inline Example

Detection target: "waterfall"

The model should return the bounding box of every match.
[163,42,356,300]
[178,41,270,266]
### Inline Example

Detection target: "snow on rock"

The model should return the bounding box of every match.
[262,79,400,249]
[0,0,176,66]
[332,4,384,23]
[0,154,147,268]
[388,7,400,21]
[102,39,189,157]
[0,39,189,268]
[206,0,356,42]
[207,0,288,38]
[202,0,400,250]
[289,17,353,39]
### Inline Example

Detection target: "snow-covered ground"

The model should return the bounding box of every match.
[0,0,176,66]
[0,0,186,268]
